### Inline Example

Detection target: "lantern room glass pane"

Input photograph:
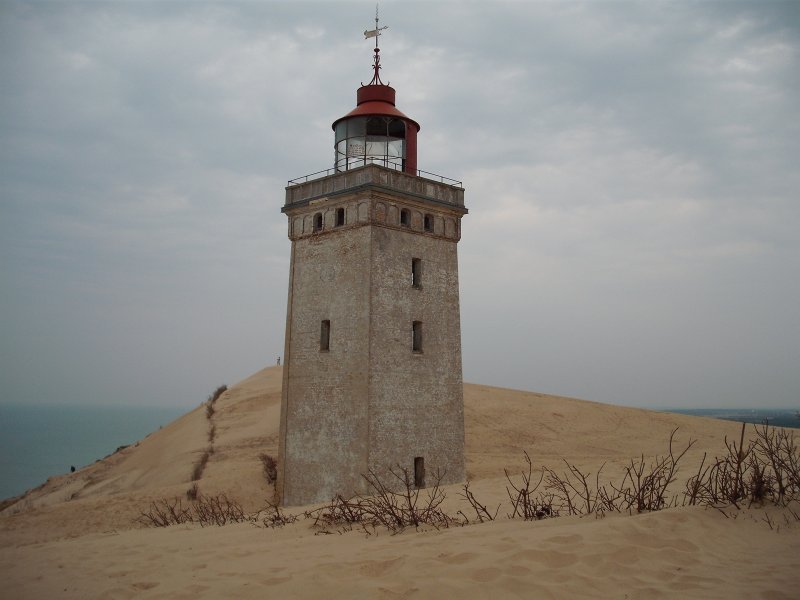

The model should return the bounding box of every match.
[367,117,388,136]
[366,139,387,157]
[388,119,405,137]
[348,118,366,137]
[387,139,403,160]
[335,121,347,143]
[347,137,366,158]
[335,116,408,172]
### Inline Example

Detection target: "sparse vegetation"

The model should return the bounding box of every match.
[259,453,277,485]
[187,385,227,494]
[186,483,199,501]
[193,493,247,527]
[503,451,558,520]
[205,385,227,419]
[138,493,247,527]
[256,502,299,528]
[685,422,800,509]
[139,423,799,534]
[191,449,213,482]
[138,497,193,527]
[495,425,799,520]
[458,480,500,523]
[303,466,459,535]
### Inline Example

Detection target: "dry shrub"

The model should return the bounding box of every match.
[612,428,693,513]
[138,497,193,527]
[209,385,227,404]
[501,430,695,517]
[259,453,277,485]
[193,493,246,527]
[361,466,453,531]
[307,466,455,534]
[685,422,800,509]
[138,493,248,527]
[191,449,213,482]
[494,424,800,521]
[140,424,799,533]
[504,451,559,520]
[307,495,368,530]
[205,385,227,419]
[186,483,199,500]
[193,384,225,482]
[459,480,500,523]
[499,429,708,518]
[255,502,299,528]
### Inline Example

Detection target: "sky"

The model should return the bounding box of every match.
[1,0,798,410]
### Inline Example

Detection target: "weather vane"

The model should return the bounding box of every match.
[363,4,388,85]
[364,4,388,45]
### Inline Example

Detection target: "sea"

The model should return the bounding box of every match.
[665,408,800,430]
[0,404,187,501]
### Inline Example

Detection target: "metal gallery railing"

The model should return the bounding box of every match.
[287,160,462,188]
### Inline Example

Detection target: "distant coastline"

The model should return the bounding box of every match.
[0,403,186,501]
[664,408,800,430]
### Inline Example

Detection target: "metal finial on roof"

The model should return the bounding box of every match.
[363,4,388,86]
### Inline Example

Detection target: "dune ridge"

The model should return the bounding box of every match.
[1,366,798,599]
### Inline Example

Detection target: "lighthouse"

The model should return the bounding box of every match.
[277,16,467,506]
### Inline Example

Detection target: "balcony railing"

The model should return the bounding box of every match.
[287,159,462,188]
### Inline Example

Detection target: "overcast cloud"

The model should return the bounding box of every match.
[1,0,798,409]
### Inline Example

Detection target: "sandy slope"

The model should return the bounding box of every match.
[1,366,798,599]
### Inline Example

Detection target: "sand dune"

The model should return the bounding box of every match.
[2,366,798,599]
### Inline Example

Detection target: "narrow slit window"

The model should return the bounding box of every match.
[336,207,345,227]
[411,258,421,288]
[424,214,433,232]
[412,321,423,353]
[313,212,323,232]
[414,457,425,488]
[320,320,330,351]
[400,209,410,227]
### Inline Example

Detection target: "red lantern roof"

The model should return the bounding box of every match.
[332,81,420,132]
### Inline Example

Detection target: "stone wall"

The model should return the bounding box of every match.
[285,164,465,210]
[278,167,466,506]
[367,225,465,486]
[278,226,372,505]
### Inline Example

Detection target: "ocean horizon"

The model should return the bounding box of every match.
[665,407,800,430]
[0,403,188,501]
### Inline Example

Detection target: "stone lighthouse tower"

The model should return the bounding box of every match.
[277,18,467,506]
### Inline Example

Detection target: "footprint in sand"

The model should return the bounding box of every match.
[435,551,477,565]
[260,576,292,585]
[512,549,579,569]
[470,567,502,582]
[131,581,159,590]
[544,534,583,545]
[358,556,405,577]
[108,570,131,579]
[506,565,533,577]
[376,585,420,598]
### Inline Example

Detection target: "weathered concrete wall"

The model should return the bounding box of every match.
[278,165,466,506]
[367,225,465,486]
[285,164,465,210]
[278,225,372,505]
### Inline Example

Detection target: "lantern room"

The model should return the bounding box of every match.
[332,45,419,175]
